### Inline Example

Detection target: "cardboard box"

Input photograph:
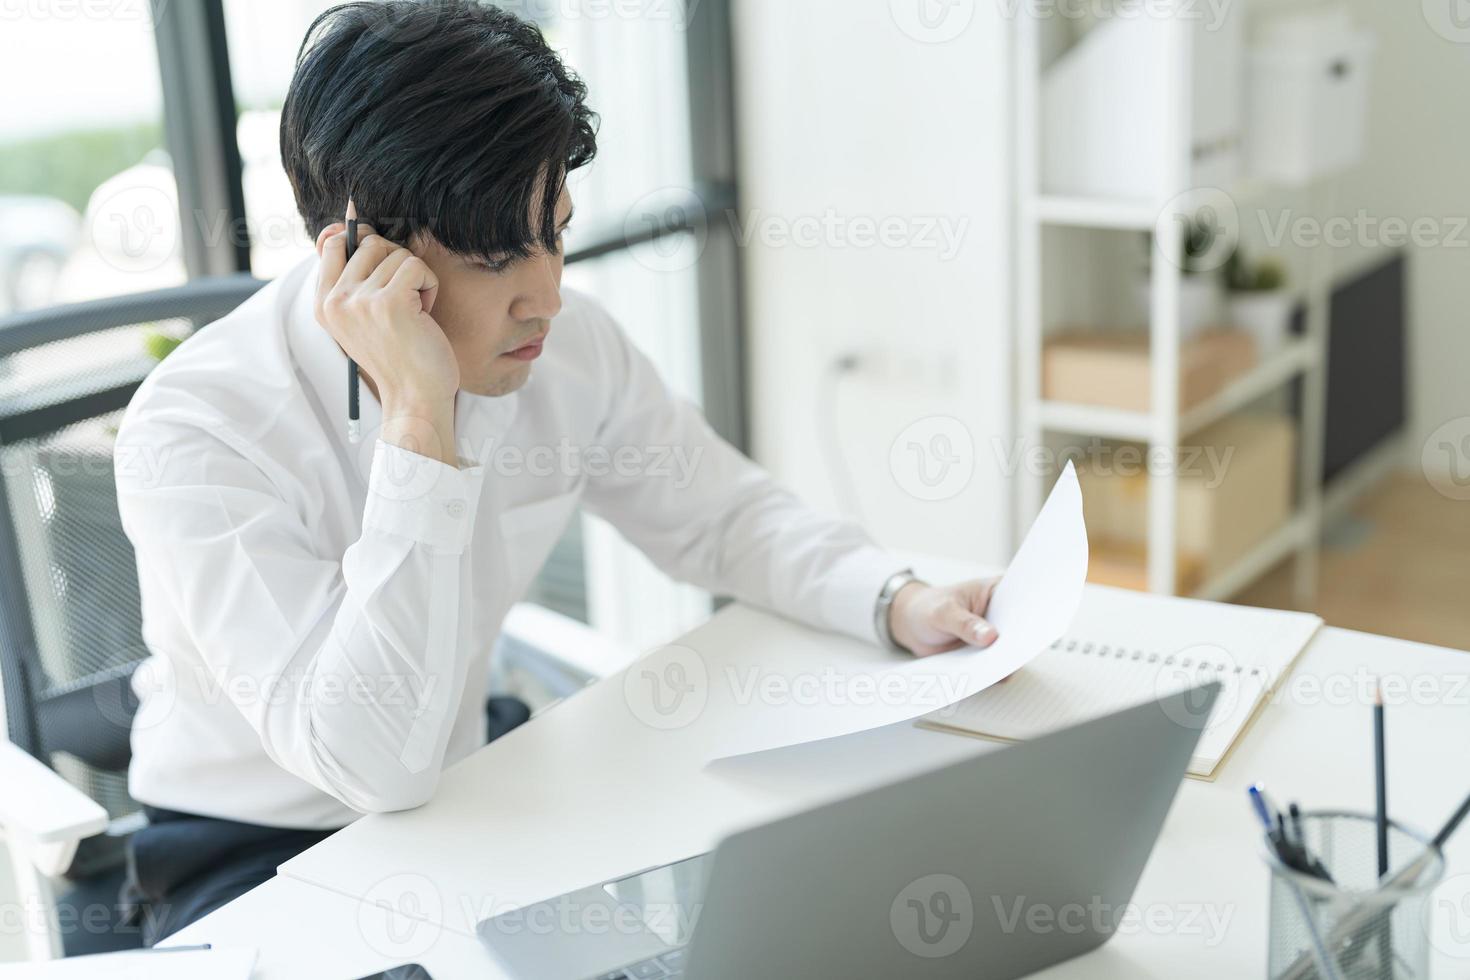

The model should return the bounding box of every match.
[1087,539,1206,595]
[1079,413,1296,585]
[1043,328,1257,414]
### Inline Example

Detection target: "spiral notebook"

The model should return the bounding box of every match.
[918,586,1323,780]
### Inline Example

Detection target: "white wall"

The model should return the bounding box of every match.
[1331,0,1470,481]
[731,0,1016,566]
[1237,0,1470,483]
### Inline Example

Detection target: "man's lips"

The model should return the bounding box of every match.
[504,332,548,361]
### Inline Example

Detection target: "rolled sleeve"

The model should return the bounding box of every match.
[361,440,486,554]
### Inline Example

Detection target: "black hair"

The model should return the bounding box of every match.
[281,0,598,261]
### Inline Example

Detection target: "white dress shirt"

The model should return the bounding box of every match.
[115,255,905,828]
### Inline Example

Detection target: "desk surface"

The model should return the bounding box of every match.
[173,575,1470,979]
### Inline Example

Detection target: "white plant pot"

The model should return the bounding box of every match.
[1227,290,1295,355]
[1134,274,1223,340]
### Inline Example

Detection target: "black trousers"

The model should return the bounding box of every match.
[124,695,531,945]
[122,805,336,945]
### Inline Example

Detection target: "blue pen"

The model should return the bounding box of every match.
[1248,784,1274,831]
[1251,785,1346,979]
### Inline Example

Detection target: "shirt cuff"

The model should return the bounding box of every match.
[361,440,485,554]
[819,546,912,647]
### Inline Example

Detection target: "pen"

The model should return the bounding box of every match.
[1283,802,1333,881]
[346,199,361,444]
[1250,787,1335,884]
[1374,681,1388,878]
[1249,792,1343,980]
[1280,785,1470,980]
[1248,784,1273,830]
[1431,785,1470,850]
[1371,683,1393,980]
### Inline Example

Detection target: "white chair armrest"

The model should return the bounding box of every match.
[0,740,108,847]
[498,603,637,691]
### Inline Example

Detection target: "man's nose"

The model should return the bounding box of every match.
[510,254,563,322]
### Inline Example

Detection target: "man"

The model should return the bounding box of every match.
[114,0,998,942]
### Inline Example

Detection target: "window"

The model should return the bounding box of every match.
[0,3,186,313]
[221,0,342,277]
[0,0,737,655]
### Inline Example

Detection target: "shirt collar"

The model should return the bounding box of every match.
[282,255,519,483]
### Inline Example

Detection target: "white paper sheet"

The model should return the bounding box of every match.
[637,461,1090,762]
[272,466,1089,938]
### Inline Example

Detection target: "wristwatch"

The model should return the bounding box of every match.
[874,569,922,654]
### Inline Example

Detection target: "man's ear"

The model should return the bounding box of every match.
[406,229,436,258]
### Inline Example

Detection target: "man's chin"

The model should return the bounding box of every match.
[462,362,532,398]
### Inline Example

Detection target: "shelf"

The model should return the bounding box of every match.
[1036,400,1154,441]
[1191,512,1313,603]
[1031,195,1156,231]
[1179,337,1314,435]
[1033,337,1315,442]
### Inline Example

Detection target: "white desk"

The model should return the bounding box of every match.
[172,580,1470,978]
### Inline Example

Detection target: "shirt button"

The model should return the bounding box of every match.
[445,500,466,519]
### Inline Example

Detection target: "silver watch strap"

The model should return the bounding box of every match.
[874,569,921,653]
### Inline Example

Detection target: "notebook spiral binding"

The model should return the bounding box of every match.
[1048,637,1265,679]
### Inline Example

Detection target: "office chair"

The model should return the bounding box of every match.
[0,277,636,961]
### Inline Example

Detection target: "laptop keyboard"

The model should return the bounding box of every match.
[591,946,688,979]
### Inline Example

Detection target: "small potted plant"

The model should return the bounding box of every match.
[1136,214,1228,339]
[1224,251,1292,355]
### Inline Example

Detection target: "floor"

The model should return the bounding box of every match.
[1238,472,1470,650]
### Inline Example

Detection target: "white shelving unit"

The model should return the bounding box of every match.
[1014,6,1331,602]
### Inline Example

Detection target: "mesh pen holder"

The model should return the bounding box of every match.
[1266,811,1445,980]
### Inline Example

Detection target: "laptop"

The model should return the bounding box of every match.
[477,683,1221,979]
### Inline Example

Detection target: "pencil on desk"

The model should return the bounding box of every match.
[1375,681,1388,879]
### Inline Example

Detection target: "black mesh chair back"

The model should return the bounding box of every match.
[0,275,265,833]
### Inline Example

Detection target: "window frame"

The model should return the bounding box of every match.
[157,0,746,449]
